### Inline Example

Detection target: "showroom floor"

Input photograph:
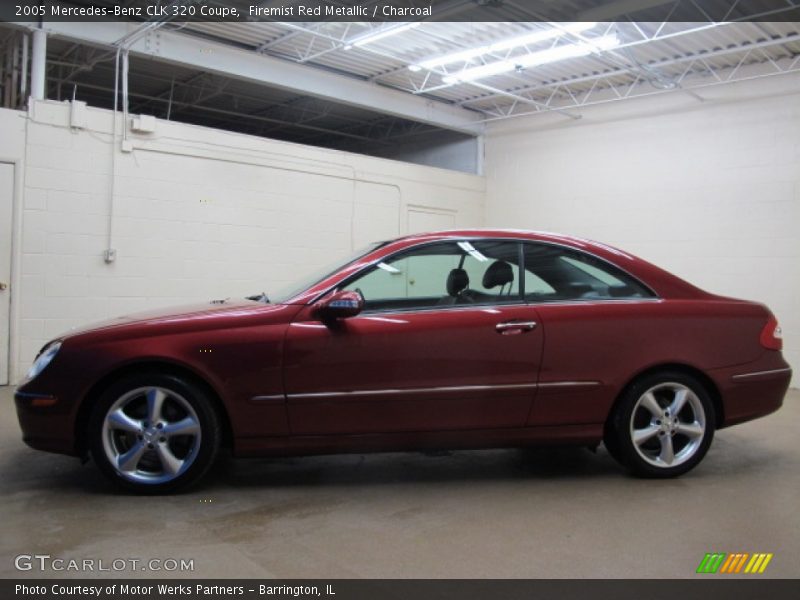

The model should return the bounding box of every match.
[1,386,797,579]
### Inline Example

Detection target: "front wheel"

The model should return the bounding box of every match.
[605,371,715,478]
[88,373,221,493]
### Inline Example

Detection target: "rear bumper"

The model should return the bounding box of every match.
[15,391,79,456]
[712,360,792,428]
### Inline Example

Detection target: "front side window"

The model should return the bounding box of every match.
[522,243,654,301]
[342,240,522,312]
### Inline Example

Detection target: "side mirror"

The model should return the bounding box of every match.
[317,290,364,320]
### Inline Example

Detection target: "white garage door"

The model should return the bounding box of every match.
[0,163,13,385]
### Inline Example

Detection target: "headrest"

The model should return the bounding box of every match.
[483,261,514,289]
[446,268,469,297]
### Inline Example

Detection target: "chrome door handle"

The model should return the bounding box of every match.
[0,282,7,291]
[496,321,537,333]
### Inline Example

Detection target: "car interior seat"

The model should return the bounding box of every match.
[483,260,514,296]
[439,268,470,304]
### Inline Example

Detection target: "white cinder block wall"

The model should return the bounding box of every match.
[2,100,485,383]
[5,76,798,387]
[485,74,800,387]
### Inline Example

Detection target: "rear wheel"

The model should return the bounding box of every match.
[606,371,715,478]
[88,373,221,493]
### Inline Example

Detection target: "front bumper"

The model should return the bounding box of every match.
[15,390,79,456]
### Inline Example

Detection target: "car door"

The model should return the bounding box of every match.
[520,241,660,426]
[283,239,543,435]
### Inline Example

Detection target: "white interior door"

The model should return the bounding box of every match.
[405,207,458,297]
[407,206,456,234]
[0,163,13,385]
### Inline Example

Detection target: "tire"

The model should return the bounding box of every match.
[606,370,715,478]
[88,373,221,493]
[602,422,625,465]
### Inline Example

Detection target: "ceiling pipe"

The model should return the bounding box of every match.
[20,33,28,99]
[30,28,46,101]
[104,5,190,263]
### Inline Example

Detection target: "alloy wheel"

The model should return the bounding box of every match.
[628,382,706,468]
[101,386,202,485]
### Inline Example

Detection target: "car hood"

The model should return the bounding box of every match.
[61,299,271,338]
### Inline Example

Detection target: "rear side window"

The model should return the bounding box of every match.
[522,243,654,302]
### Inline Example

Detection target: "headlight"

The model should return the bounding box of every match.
[26,341,62,380]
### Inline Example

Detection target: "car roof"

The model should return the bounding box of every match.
[387,229,637,262]
[393,228,609,247]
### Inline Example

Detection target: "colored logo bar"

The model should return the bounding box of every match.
[697,553,773,574]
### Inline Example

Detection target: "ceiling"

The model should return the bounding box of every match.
[178,16,800,122]
[2,0,799,157]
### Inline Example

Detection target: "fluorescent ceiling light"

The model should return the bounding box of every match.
[442,34,620,84]
[377,262,401,274]
[347,23,420,49]
[458,241,488,262]
[411,22,596,71]
[580,0,676,20]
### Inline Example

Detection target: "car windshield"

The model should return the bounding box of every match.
[263,241,386,304]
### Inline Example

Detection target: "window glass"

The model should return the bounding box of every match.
[268,241,386,304]
[523,270,556,295]
[560,256,625,286]
[343,240,522,311]
[522,243,653,302]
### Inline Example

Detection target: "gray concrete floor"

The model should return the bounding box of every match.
[1,386,798,579]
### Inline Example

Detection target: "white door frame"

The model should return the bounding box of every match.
[405,204,457,235]
[0,158,23,386]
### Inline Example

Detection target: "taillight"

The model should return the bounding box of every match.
[760,315,783,350]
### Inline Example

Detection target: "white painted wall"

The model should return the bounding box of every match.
[486,74,800,386]
[4,100,485,382]
[0,109,26,386]
[7,75,798,389]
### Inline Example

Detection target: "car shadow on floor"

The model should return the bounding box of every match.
[4,444,620,496]
[211,445,623,490]
[2,432,784,496]
[207,427,787,491]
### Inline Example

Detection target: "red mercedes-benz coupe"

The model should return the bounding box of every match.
[15,230,791,492]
